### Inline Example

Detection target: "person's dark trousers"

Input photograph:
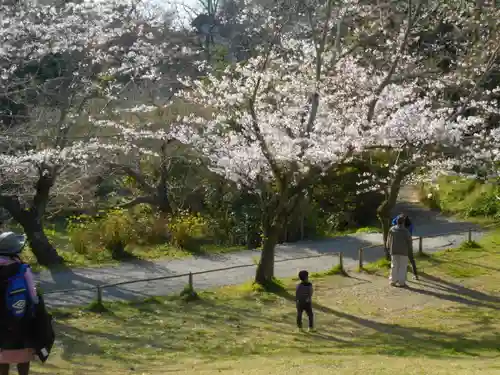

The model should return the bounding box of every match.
[408,251,418,278]
[296,301,314,329]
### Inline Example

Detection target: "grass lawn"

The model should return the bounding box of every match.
[33,230,500,375]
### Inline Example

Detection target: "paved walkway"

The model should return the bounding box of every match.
[37,187,486,307]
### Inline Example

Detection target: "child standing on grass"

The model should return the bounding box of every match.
[296,270,314,331]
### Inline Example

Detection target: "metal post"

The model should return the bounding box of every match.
[188,272,193,290]
[358,248,363,270]
[339,252,344,272]
[96,286,103,305]
[418,237,423,255]
[468,228,472,242]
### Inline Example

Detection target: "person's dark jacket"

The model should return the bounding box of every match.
[296,281,313,303]
[387,225,413,256]
[30,292,55,363]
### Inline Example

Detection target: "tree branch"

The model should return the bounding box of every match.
[117,195,155,209]
[109,163,156,196]
[366,0,423,125]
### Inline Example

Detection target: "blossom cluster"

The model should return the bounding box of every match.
[173,37,495,188]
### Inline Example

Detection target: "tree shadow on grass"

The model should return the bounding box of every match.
[51,278,500,371]
[417,272,500,307]
[311,302,500,358]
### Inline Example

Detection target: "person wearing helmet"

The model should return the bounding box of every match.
[0,232,38,375]
[391,214,418,280]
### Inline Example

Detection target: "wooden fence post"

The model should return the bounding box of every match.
[188,272,193,290]
[358,248,363,270]
[418,237,423,255]
[338,252,344,273]
[468,228,472,242]
[96,286,103,305]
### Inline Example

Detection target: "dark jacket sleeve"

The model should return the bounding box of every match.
[30,293,55,363]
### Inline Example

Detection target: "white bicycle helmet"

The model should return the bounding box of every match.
[0,232,26,255]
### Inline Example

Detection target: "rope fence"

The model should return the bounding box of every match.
[42,252,345,305]
[357,226,486,270]
[41,225,491,305]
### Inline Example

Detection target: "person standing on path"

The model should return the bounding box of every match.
[387,216,413,287]
[392,214,418,280]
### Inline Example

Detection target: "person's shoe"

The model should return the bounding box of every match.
[413,275,419,280]
[390,282,398,287]
[308,327,315,332]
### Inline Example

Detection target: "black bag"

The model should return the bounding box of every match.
[30,292,55,363]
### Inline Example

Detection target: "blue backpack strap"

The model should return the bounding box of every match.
[6,263,33,318]
[19,263,29,274]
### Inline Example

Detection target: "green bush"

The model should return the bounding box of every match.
[67,209,138,259]
[99,209,136,258]
[169,211,211,251]
[128,205,171,244]
[419,176,500,218]
[67,214,99,255]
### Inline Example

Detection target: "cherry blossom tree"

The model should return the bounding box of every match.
[0,0,174,265]
[170,0,500,283]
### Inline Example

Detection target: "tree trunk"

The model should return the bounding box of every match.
[0,167,63,267]
[377,173,405,261]
[254,224,281,285]
[22,215,63,266]
[377,208,391,260]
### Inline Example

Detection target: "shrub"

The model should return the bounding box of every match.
[419,176,500,218]
[128,205,171,244]
[169,211,210,251]
[67,209,138,259]
[99,209,136,258]
[67,215,99,255]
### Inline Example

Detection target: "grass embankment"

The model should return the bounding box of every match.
[21,228,246,272]
[419,176,500,225]
[35,230,500,375]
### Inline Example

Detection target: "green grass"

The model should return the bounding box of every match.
[419,176,500,225]
[310,263,347,277]
[362,257,391,274]
[36,231,500,375]
[322,225,381,238]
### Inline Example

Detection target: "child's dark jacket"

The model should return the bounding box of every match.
[295,281,313,303]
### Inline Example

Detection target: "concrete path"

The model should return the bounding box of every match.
[37,186,486,307]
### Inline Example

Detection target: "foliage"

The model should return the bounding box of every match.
[168,211,211,251]
[2,0,499,269]
[171,0,494,281]
[419,176,500,218]
[67,210,137,259]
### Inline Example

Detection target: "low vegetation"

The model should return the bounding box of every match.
[37,230,500,375]
[419,176,500,223]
